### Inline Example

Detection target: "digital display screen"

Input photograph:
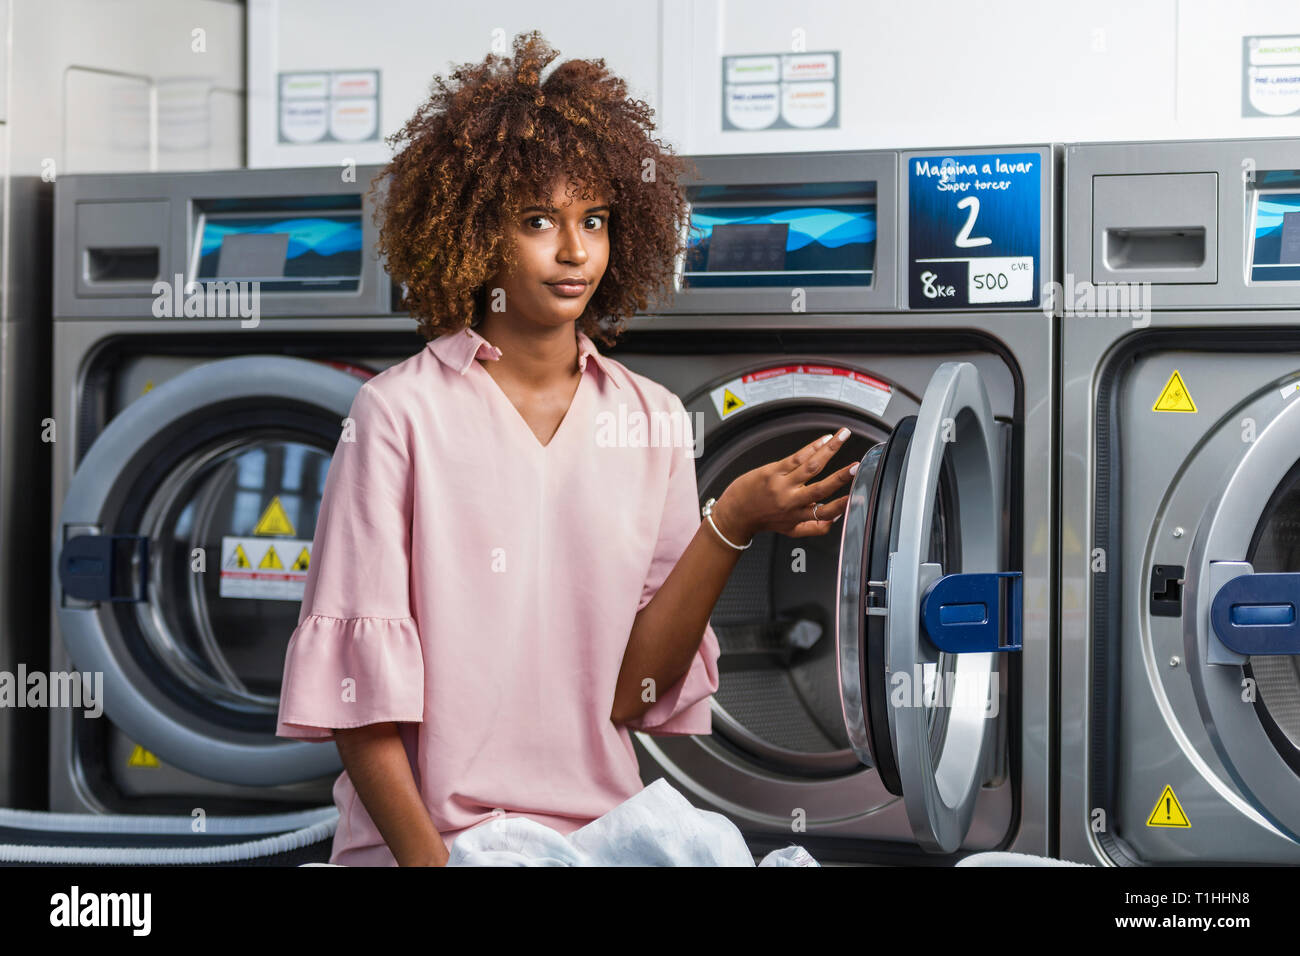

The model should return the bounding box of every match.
[683,181,876,289]
[1249,172,1300,282]
[196,214,363,292]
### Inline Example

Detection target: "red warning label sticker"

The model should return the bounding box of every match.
[709,364,892,420]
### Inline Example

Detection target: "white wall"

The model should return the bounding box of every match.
[679,0,1300,151]
[675,0,1184,150]
[1177,0,1300,136]
[8,0,244,176]
[250,0,1300,169]
[248,0,663,167]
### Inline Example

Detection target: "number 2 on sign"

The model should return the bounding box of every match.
[955,196,992,248]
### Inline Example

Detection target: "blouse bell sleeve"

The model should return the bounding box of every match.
[623,393,722,737]
[275,381,425,740]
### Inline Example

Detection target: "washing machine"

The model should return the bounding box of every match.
[615,147,1058,863]
[49,149,1056,867]
[48,164,415,813]
[1060,137,1300,864]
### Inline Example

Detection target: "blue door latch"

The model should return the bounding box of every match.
[920,572,1023,653]
[1211,572,1300,656]
[59,534,150,603]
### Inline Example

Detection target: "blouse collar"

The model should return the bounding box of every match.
[427,324,622,389]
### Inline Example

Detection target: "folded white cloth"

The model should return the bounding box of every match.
[955,851,1092,866]
[446,778,819,867]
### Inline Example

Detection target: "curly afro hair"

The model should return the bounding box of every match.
[368,30,698,348]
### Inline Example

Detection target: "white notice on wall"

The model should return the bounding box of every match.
[723,51,840,131]
[1244,35,1300,117]
[279,69,381,144]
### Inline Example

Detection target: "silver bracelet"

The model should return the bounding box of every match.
[701,497,752,550]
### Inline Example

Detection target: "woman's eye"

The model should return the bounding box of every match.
[524,215,606,230]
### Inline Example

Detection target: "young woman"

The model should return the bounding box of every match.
[275,31,857,866]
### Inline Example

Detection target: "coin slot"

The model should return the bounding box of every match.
[1104,226,1206,271]
[85,246,160,283]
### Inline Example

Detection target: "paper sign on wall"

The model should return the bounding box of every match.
[279,69,381,144]
[722,51,839,131]
[1243,35,1300,118]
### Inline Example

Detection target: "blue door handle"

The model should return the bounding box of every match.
[920,572,1023,653]
[1211,572,1300,656]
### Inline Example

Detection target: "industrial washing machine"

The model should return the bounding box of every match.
[614,147,1057,863]
[48,164,412,813]
[49,148,1056,869]
[1060,137,1300,865]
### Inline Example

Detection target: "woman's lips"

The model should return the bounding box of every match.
[546,281,588,297]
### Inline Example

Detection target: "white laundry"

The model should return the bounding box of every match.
[446,778,819,867]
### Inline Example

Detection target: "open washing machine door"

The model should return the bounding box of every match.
[1186,388,1300,842]
[54,356,368,787]
[836,361,1021,853]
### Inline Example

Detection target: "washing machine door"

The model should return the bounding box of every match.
[55,356,367,786]
[1188,390,1300,839]
[836,360,1020,853]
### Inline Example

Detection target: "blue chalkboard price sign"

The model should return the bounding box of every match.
[907,151,1041,309]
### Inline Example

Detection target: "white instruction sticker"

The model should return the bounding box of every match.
[220,535,312,601]
[967,256,1036,304]
[709,364,892,420]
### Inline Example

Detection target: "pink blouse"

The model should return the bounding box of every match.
[275,324,721,866]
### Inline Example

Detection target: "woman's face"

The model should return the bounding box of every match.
[487,174,610,330]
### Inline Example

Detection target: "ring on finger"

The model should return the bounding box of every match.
[812,502,823,521]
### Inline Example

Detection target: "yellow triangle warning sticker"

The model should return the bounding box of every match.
[1146,785,1191,828]
[258,545,283,570]
[128,745,160,768]
[722,388,744,416]
[292,547,311,571]
[1153,370,1197,413]
[224,543,251,569]
[253,496,295,536]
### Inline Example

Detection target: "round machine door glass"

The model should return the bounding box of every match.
[57,356,368,786]
[836,361,1020,854]
[135,435,333,718]
[1243,457,1300,774]
[694,411,910,775]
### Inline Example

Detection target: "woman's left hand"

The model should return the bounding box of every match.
[710,427,858,542]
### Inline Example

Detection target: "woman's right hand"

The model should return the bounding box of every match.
[334,722,451,868]
[711,426,858,542]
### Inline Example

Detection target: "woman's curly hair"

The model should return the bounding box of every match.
[367,30,697,348]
